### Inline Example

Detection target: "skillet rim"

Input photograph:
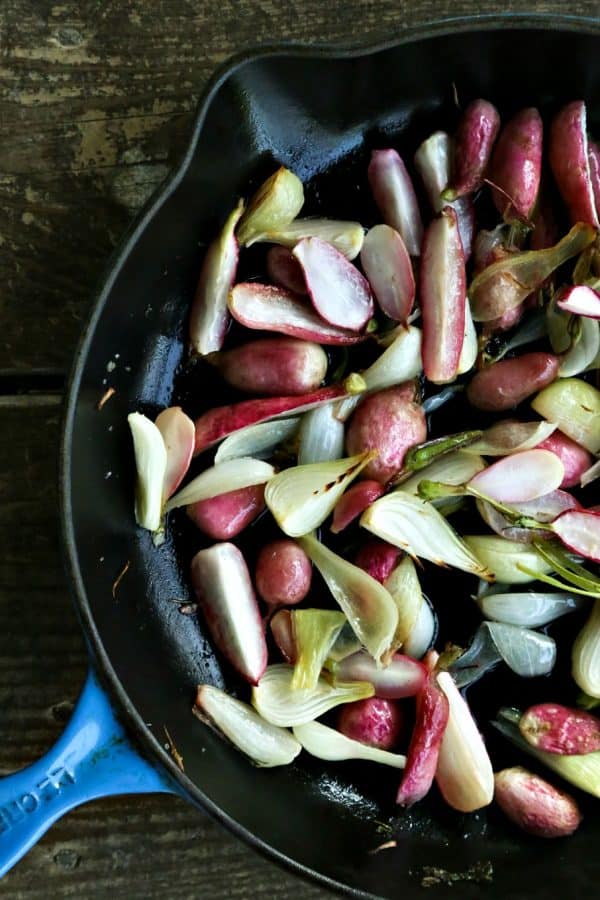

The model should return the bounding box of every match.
[59,11,600,899]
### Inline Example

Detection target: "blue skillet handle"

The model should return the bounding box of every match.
[0,670,180,878]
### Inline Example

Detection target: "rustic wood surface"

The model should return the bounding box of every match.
[0,0,598,896]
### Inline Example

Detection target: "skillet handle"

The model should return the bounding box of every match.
[0,669,179,878]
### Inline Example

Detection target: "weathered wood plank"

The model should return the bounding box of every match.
[2,0,599,373]
[0,400,330,898]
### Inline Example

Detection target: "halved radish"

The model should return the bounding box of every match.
[420,207,466,384]
[229,283,365,345]
[292,237,373,331]
[556,284,600,320]
[552,509,600,563]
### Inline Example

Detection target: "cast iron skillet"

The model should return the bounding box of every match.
[3,13,600,899]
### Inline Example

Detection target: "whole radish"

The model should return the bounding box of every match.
[346,383,427,483]
[489,108,543,223]
[354,540,401,584]
[466,352,560,411]
[255,539,312,607]
[211,337,328,396]
[337,697,404,750]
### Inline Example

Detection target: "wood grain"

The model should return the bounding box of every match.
[1,0,599,373]
[0,400,329,899]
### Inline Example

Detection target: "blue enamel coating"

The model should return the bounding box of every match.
[0,671,178,878]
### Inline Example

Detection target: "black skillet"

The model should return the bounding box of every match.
[3,12,600,899]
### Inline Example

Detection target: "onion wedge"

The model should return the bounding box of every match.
[265,451,375,537]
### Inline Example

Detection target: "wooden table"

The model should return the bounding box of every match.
[1,1,598,896]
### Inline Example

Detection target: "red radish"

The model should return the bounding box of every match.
[536,431,593,488]
[468,449,565,504]
[266,245,307,294]
[466,352,560,411]
[489,108,543,223]
[228,283,366,345]
[194,384,348,454]
[292,237,374,331]
[255,539,312,607]
[589,140,600,217]
[337,697,403,750]
[413,131,475,259]
[549,101,599,228]
[189,201,243,355]
[420,207,467,384]
[187,484,265,540]
[494,767,582,838]
[345,383,427,483]
[190,543,267,685]
[479,488,583,542]
[331,480,385,533]
[396,654,449,806]
[155,406,195,500]
[368,149,424,256]
[444,99,500,199]
[211,337,328,396]
[333,651,427,699]
[530,191,559,251]
[360,225,415,322]
[556,284,600,320]
[551,509,600,563]
[354,540,401,584]
[520,703,600,756]
[269,609,296,663]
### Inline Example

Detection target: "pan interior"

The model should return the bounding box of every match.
[63,24,600,900]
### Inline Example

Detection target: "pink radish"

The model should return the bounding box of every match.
[331,480,385,533]
[354,540,401,585]
[368,149,424,255]
[194,384,348,454]
[589,140,600,217]
[468,449,565,504]
[187,484,265,540]
[292,237,373,331]
[360,225,415,322]
[520,703,600,756]
[485,303,525,335]
[549,101,599,228]
[155,406,195,500]
[556,284,600,320]
[190,542,267,685]
[337,697,403,750]
[266,245,307,294]
[552,509,600,563]
[396,653,449,806]
[466,352,560,411]
[413,131,475,259]
[255,539,312,607]
[345,383,427,483]
[536,431,593,488]
[189,201,243,356]
[211,337,328,396]
[228,283,365,345]
[489,108,543,223]
[270,609,296,663]
[444,99,500,199]
[477,488,581,543]
[420,207,466,384]
[333,651,427,700]
[530,191,559,251]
